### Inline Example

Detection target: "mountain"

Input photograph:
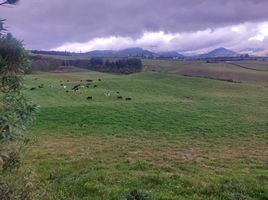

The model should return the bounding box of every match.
[86,48,155,57]
[86,48,186,58]
[156,51,184,58]
[118,48,154,57]
[86,50,118,56]
[198,48,240,58]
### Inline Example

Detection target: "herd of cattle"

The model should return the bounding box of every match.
[30,78,132,101]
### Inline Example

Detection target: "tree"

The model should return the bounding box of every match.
[0,1,38,199]
[0,33,37,141]
[0,0,19,32]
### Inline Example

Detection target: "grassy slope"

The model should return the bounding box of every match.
[23,71,268,199]
[142,59,268,82]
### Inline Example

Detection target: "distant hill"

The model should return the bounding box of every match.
[31,48,185,58]
[198,48,240,58]
[85,50,119,56]
[156,51,184,58]
[118,48,154,57]
[31,48,246,59]
[86,48,155,57]
[86,48,185,58]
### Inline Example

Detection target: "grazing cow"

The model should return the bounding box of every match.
[86,85,90,88]
[38,84,44,89]
[30,87,36,91]
[87,96,93,100]
[125,97,132,101]
[117,96,123,100]
[72,84,81,91]
[65,90,69,93]
[63,86,67,89]
[116,91,120,94]
[67,80,70,82]
[104,92,111,97]
[80,80,83,82]
[60,84,64,86]
[98,78,102,81]
[86,80,93,82]
[93,85,98,88]
[75,89,81,94]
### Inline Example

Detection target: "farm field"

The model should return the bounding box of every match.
[143,59,268,82]
[22,69,268,199]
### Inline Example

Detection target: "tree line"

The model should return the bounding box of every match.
[29,56,143,74]
[31,50,72,56]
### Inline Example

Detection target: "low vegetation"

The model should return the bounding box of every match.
[18,70,268,199]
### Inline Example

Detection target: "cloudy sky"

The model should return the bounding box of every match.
[1,0,268,55]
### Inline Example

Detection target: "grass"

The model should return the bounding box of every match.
[19,70,268,199]
[142,59,268,82]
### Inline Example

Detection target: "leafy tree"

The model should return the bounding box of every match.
[0,33,37,142]
[0,0,19,32]
[0,1,39,199]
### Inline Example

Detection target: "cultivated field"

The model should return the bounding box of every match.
[22,65,268,199]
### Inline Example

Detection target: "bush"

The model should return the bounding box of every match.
[120,189,156,200]
[0,171,38,200]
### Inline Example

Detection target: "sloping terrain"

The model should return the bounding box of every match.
[22,71,268,199]
[143,59,268,82]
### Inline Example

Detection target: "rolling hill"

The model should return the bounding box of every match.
[198,47,240,58]
[86,48,184,58]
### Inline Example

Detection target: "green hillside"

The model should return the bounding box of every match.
[21,70,268,199]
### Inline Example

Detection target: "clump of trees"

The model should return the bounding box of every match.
[30,55,62,72]
[0,1,38,199]
[30,56,143,74]
[31,50,72,57]
[67,57,143,74]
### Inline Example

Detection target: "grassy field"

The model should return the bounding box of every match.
[20,69,268,199]
[143,59,268,82]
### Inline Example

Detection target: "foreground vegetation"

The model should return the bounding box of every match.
[19,70,268,199]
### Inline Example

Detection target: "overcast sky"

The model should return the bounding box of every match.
[1,0,268,55]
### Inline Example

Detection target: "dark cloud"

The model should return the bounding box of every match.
[1,0,268,50]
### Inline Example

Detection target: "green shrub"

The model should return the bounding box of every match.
[120,189,156,200]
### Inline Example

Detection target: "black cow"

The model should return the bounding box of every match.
[98,78,102,81]
[93,85,98,88]
[86,80,93,82]
[87,96,93,100]
[38,84,44,89]
[117,96,123,100]
[72,84,81,91]
[30,87,36,91]
[125,97,132,101]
